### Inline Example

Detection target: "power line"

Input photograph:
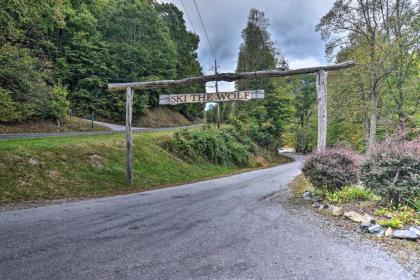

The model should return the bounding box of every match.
[192,0,216,60]
[179,0,197,35]
[171,0,216,87]
[179,0,214,74]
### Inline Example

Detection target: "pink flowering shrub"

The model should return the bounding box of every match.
[302,146,362,191]
[360,134,420,207]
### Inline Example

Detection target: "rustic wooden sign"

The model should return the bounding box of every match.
[159,90,264,105]
[107,61,356,184]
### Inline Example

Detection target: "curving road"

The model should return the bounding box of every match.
[0,154,414,279]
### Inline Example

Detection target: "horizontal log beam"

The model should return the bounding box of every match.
[108,61,356,92]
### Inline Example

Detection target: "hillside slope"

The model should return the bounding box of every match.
[0,130,282,204]
[134,107,203,128]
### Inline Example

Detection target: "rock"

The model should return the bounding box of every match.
[302,191,311,198]
[312,202,321,208]
[392,229,418,240]
[360,221,372,231]
[344,211,363,223]
[408,226,420,237]
[384,227,393,237]
[89,154,105,167]
[368,224,384,235]
[360,214,376,230]
[330,206,343,216]
[361,214,375,224]
[29,157,41,166]
[319,204,329,210]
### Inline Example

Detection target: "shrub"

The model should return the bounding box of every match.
[378,219,404,229]
[167,128,251,167]
[302,146,362,191]
[377,207,419,228]
[326,186,380,204]
[0,88,21,123]
[360,134,420,207]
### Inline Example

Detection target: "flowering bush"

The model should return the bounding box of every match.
[302,146,362,192]
[360,135,420,207]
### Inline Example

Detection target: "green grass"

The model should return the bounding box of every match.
[0,130,282,204]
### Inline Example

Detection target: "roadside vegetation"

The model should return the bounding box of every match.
[0,1,205,128]
[0,128,288,204]
[296,132,419,241]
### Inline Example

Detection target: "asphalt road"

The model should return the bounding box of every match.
[0,154,414,280]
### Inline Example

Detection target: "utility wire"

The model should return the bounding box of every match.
[172,0,217,87]
[180,0,197,35]
[192,0,217,60]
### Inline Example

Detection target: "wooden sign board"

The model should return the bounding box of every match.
[159,90,264,105]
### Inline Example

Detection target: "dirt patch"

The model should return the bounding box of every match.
[133,107,203,128]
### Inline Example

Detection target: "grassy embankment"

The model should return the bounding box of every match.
[0,117,110,134]
[0,129,287,204]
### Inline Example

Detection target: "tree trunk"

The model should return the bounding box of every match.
[126,87,134,184]
[368,39,378,153]
[316,70,328,152]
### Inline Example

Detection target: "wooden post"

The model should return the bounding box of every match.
[215,60,220,129]
[126,87,133,184]
[316,70,328,152]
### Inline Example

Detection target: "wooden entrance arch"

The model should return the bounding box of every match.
[108,61,356,183]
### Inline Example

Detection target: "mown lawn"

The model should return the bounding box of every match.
[0,130,273,204]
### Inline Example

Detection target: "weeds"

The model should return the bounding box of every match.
[325,186,380,204]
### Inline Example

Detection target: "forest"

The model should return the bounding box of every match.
[209,1,419,153]
[1,0,418,153]
[0,0,205,125]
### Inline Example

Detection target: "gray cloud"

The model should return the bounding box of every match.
[165,0,335,90]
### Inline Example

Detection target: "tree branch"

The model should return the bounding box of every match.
[108,61,357,91]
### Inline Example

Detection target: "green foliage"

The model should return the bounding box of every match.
[223,8,293,151]
[0,0,204,123]
[377,206,419,228]
[406,195,420,212]
[302,147,361,192]
[291,75,317,153]
[0,89,21,122]
[167,127,253,167]
[315,0,419,151]
[378,219,404,229]
[374,208,392,217]
[0,44,69,123]
[326,186,380,204]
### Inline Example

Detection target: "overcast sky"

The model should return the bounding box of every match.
[162,0,336,91]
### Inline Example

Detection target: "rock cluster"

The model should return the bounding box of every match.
[301,191,419,241]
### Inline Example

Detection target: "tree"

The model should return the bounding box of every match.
[234,8,292,150]
[382,0,419,132]
[292,75,317,153]
[156,2,205,120]
[316,0,419,151]
[0,0,206,124]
